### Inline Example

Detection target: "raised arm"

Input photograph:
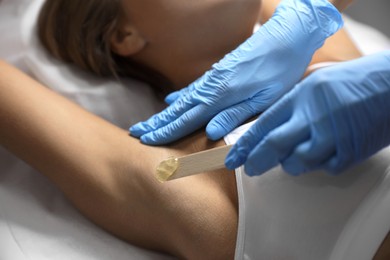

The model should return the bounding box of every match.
[0,61,237,259]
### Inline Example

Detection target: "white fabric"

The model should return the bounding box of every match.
[225,123,390,260]
[227,19,390,260]
[1,0,390,259]
[0,0,31,74]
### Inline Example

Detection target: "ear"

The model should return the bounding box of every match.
[110,24,146,57]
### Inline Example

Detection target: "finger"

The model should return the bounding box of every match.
[281,139,334,176]
[225,96,292,170]
[323,152,353,175]
[281,120,335,175]
[165,75,203,104]
[130,95,196,137]
[206,101,261,141]
[322,121,357,175]
[243,118,309,176]
[140,104,213,145]
[165,91,181,105]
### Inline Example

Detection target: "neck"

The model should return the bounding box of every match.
[166,61,215,90]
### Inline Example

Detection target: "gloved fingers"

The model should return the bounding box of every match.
[139,104,212,145]
[206,101,262,141]
[319,124,354,175]
[322,151,353,175]
[165,90,181,105]
[225,97,293,170]
[130,95,197,137]
[242,119,310,176]
[281,138,334,176]
[164,77,200,104]
[281,120,336,175]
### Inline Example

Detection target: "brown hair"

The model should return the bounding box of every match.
[38,0,172,93]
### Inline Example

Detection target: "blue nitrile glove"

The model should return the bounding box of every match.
[130,0,343,145]
[226,51,390,176]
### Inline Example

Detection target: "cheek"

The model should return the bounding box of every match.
[123,0,188,34]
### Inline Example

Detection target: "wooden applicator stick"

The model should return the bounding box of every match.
[155,145,233,183]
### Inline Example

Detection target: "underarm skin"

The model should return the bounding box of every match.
[0,61,238,259]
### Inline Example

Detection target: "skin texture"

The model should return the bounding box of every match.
[0,61,237,259]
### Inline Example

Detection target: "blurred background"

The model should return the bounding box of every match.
[345,0,390,37]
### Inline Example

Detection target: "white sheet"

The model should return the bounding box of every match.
[0,0,31,74]
[225,122,390,260]
[0,0,389,259]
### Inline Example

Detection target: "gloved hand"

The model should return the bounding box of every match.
[130,0,343,145]
[225,51,390,176]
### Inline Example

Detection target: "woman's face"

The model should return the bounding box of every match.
[121,0,262,88]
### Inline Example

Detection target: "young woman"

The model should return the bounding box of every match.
[37,0,361,93]
[1,58,390,259]
[3,0,389,259]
